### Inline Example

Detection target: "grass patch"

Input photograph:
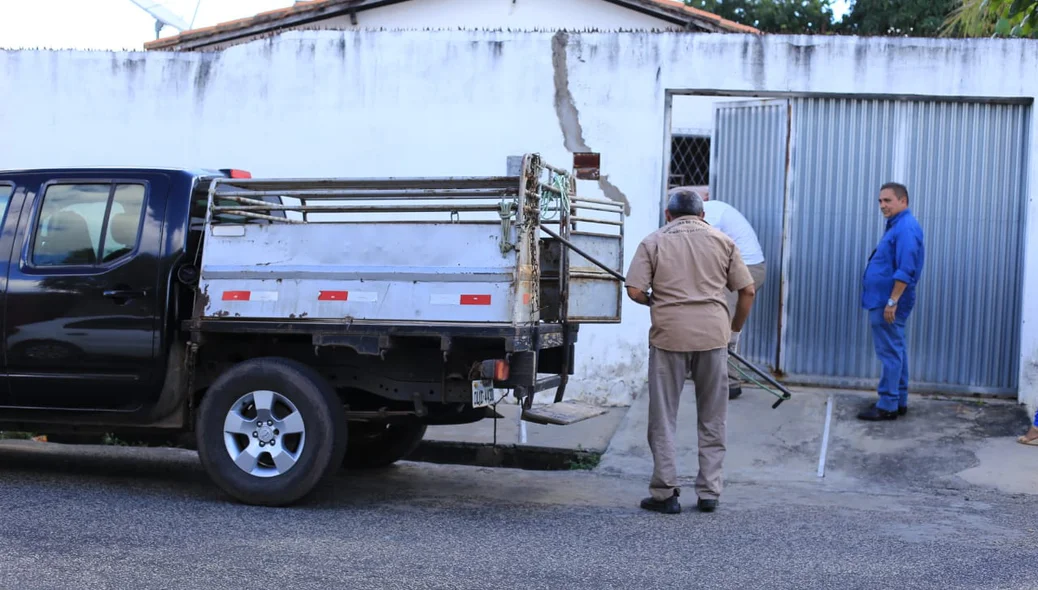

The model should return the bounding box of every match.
[102,433,132,447]
[0,431,35,440]
[566,451,601,471]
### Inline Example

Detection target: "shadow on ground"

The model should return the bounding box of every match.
[827,394,1029,489]
[0,440,623,510]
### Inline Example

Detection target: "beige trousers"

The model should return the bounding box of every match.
[725,262,767,388]
[648,346,728,501]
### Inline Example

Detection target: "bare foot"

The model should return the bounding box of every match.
[1019,426,1038,444]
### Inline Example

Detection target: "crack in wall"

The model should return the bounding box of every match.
[551,31,631,216]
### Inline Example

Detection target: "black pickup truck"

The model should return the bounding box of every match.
[0,156,624,506]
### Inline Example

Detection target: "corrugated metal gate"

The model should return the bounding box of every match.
[709,99,789,369]
[710,97,1030,395]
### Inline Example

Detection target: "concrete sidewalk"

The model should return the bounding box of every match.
[406,382,1038,498]
[599,386,826,485]
[598,385,1038,497]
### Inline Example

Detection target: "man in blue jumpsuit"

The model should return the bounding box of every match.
[859,182,925,421]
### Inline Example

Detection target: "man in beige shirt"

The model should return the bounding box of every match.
[625,187,756,514]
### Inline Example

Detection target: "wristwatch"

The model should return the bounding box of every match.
[887,298,897,307]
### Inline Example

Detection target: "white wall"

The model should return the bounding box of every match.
[1,32,1036,412]
[671,95,758,136]
[204,0,682,50]
[324,0,683,29]
[671,96,721,135]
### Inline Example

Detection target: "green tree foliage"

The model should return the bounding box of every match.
[836,0,961,36]
[687,0,1035,37]
[944,0,1037,38]
[686,0,836,34]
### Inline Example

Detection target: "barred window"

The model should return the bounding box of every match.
[669,135,710,188]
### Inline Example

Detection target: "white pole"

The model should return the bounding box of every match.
[518,401,527,444]
[817,394,834,478]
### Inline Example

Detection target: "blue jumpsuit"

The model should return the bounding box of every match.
[861,209,925,412]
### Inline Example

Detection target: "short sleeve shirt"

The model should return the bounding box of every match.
[702,200,766,265]
[625,216,754,352]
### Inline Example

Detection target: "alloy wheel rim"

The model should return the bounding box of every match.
[222,390,306,478]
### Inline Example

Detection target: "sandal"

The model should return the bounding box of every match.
[1017,435,1038,446]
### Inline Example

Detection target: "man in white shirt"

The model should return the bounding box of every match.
[685,187,767,399]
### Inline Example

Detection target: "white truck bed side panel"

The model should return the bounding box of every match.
[200,222,521,323]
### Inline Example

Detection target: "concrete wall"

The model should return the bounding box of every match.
[1,32,1036,412]
[204,0,682,50]
[671,96,723,135]
[671,96,759,136]
[323,0,682,29]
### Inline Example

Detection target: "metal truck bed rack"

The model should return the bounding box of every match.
[196,153,625,329]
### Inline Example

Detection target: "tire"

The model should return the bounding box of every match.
[342,421,427,469]
[196,357,347,506]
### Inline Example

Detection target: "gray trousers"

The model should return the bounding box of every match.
[725,262,767,389]
[648,346,728,501]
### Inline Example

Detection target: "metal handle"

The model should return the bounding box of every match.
[103,289,147,299]
[729,349,794,409]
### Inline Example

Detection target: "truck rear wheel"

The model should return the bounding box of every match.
[196,357,346,506]
[343,421,427,469]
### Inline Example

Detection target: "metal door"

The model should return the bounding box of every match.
[0,182,17,407]
[782,99,1029,394]
[5,174,168,410]
[710,97,1029,394]
[709,99,790,370]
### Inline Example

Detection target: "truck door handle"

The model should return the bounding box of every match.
[103,288,148,300]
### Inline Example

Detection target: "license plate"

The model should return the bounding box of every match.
[472,379,495,408]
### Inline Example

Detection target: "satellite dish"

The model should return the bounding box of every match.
[128,0,202,38]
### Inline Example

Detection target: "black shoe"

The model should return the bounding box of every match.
[640,493,681,514]
[697,498,718,512]
[898,406,908,416]
[857,405,898,421]
[728,385,743,400]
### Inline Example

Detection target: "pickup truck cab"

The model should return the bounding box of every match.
[0,154,624,506]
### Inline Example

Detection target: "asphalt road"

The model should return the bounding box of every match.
[0,440,1034,590]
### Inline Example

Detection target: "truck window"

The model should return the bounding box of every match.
[0,184,12,221]
[32,182,146,267]
[102,184,146,262]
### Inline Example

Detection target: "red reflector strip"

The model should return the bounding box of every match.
[460,294,491,306]
[318,291,348,301]
[222,291,251,301]
[523,293,531,305]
